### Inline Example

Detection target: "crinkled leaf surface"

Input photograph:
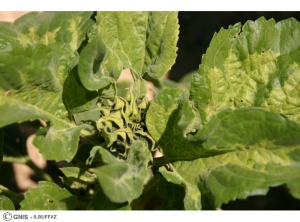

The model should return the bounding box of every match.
[147,17,300,209]
[148,88,300,160]
[78,12,179,91]
[191,17,300,124]
[96,11,179,80]
[148,89,300,210]
[94,141,152,203]
[0,195,15,210]
[0,12,98,161]
[13,12,94,55]
[20,181,77,210]
[165,146,300,209]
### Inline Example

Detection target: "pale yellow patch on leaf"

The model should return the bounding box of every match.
[39,27,60,45]
[68,16,82,51]
[17,26,39,46]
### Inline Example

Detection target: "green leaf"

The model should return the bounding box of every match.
[0,12,99,161]
[159,167,201,210]
[146,88,202,160]
[86,146,104,165]
[60,167,97,184]
[178,70,197,90]
[116,80,133,98]
[78,12,179,91]
[0,128,4,169]
[97,82,117,106]
[0,97,50,128]
[87,187,130,210]
[71,144,95,169]
[0,22,19,50]
[151,16,300,210]
[0,185,24,205]
[0,195,15,210]
[86,12,178,83]
[14,12,94,54]
[63,68,98,115]
[0,96,93,162]
[147,88,300,161]
[168,145,300,209]
[156,176,185,210]
[191,17,300,124]
[286,179,300,199]
[78,27,116,91]
[133,79,147,99]
[94,141,152,203]
[20,181,77,210]
[72,109,102,126]
[147,87,300,208]
[33,123,90,162]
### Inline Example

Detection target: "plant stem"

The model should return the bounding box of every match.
[3,155,53,182]
[0,185,24,204]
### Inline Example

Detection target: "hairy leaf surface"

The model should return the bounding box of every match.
[94,141,152,203]
[20,181,77,210]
